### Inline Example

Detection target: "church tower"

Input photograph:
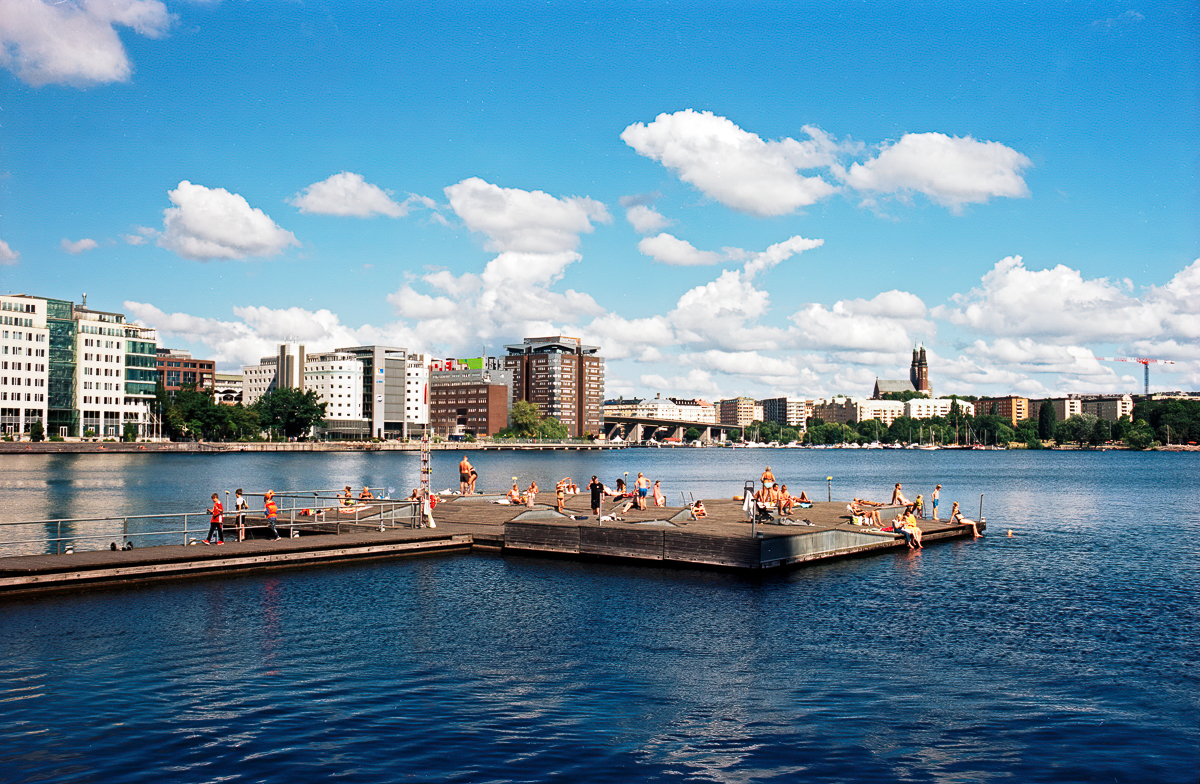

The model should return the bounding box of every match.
[909,346,932,396]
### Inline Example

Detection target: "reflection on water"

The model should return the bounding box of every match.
[0,451,1197,782]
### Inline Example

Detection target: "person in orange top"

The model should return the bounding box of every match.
[264,490,282,540]
[204,493,224,545]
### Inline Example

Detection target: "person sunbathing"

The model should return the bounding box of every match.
[951,501,981,538]
[778,484,794,515]
[359,486,374,500]
[691,500,707,519]
[891,483,910,506]
[797,491,811,504]
[342,486,355,506]
[848,500,882,526]
[507,484,523,504]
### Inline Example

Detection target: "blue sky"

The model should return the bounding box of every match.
[1,1,1197,401]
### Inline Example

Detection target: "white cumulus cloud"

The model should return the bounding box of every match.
[445,176,610,253]
[290,172,419,218]
[637,233,725,266]
[0,238,19,264]
[625,204,671,234]
[61,237,98,254]
[0,0,173,87]
[621,110,841,217]
[839,132,1031,210]
[157,180,299,261]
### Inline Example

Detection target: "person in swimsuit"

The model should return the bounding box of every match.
[652,480,665,507]
[778,484,794,515]
[459,456,473,494]
[635,472,650,510]
[342,486,354,506]
[507,484,523,504]
[890,483,910,506]
[931,485,941,520]
[359,486,374,500]
[556,478,567,513]
[951,501,981,538]
[526,480,538,508]
[761,466,775,488]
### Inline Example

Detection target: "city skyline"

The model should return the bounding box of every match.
[1,1,1197,402]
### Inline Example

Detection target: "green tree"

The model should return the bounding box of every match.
[1038,401,1057,440]
[509,400,540,437]
[880,390,929,402]
[253,387,327,439]
[123,422,138,442]
[536,416,569,440]
[30,420,45,442]
[684,426,703,443]
[1124,419,1156,450]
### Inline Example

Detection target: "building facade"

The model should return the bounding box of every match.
[973,396,1030,425]
[1027,396,1083,423]
[503,336,604,438]
[213,373,243,405]
[669,398,718,424]
[156,349,215,395]
[904,397,973,420]
[718,397,760,427]
[429,358,512,437]
[1081,394,1134,422]
[335,345,429,439]
[813,397,905,427]
[0,295,49,436]
[759,396,809,428]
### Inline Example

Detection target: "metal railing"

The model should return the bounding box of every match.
[0,486,423,557]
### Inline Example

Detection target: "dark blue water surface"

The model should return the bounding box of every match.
[0,449,1197,782]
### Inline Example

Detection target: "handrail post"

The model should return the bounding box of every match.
[183,514,188,546]
[56,520,61,555]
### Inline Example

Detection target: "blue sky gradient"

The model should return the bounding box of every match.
[1,1,1197,400]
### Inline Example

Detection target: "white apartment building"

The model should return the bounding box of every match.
[670,398,718,424]
[304,352,364,420]
[74,304,159,438]
[0,295,49,435]
[904,397,973,420]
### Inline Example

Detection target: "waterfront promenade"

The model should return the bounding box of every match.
[0,492,981,597]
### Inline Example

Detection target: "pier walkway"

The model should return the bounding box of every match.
[0,494,983,598]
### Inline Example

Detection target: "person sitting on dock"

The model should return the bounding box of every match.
[526,480,538,508]
[950,501,982,538]
[778,484,794,515]
[690,499,707,519]
[890,483,910,507]
[408,488,420,501]
[342,486,355,506]
[652,480,665,507]
[359,486,374,500]
[898,510,923,549]
[753,486,774,521]
[508,484,523,505]
[796,490,812,508]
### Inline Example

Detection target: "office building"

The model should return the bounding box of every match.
[503,336,604,438]
[429,357,511,437]
[0,295,50,436]
[760,397,809,429]
[156,348,215,395]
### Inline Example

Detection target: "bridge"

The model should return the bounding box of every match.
[601,414,738,443]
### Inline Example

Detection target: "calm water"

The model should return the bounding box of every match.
[0,449,1197,782]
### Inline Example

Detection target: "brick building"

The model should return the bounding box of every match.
[503,336,604,438]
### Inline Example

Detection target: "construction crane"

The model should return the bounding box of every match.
[1096,357,1177,396]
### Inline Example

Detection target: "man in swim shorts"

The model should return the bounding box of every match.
[635,472,650,510]
[459,455,473,494]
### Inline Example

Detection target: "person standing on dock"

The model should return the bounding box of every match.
[459,456,474,495]
[526,480,538,508]
[588,475,604,519]
[264,490,282,540]
[761,466,775,489]
[635,472,650,510]
[204,493,224,545]
[234,488,248,542]
[931,485,941,520]
[556,478,567,513]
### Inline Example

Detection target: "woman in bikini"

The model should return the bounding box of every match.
[951,501,981,538]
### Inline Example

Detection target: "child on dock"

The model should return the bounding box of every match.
[204,493,224,545]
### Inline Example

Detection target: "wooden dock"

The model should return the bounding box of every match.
[0,494,983,597]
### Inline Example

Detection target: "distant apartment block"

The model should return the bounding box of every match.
[504,336,604,438]
[603,394,715,424]
[813,397,905,426]
[1081,394,1134,422]
[904,397,972,420]
[718,397,761,427]
[156,348,215,394]
[669,397,718,424]
[973,396,1030,426]
[0,295,50,436]
[760,396,809,429]
[1027,396,1083,423]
